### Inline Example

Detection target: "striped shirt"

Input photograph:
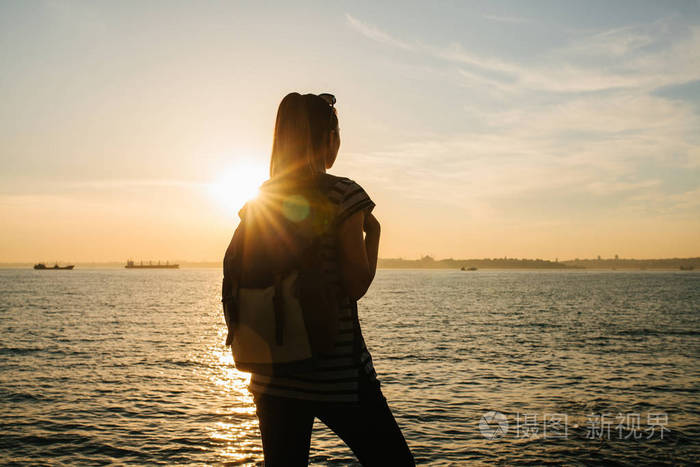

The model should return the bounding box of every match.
[247,173,379,405]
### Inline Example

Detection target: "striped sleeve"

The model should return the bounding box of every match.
[336,179,375,225]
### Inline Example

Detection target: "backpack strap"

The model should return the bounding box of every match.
[222,204,249,346]
[272,272,285,345]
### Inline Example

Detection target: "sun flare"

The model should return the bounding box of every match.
[207,159,268,216]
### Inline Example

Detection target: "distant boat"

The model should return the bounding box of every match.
[460,266,478,271]
[34,263,74,270]
[680,265,695,271]
[125,260,179,269]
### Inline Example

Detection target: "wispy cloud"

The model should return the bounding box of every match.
[342,54,700,221]
[445,25,700,93]
[346,14,700,93]
[72,179,204,189]
[0,178,207,198]
[560,23,656,57]
[345,13,415,51]
[482,14,531,24]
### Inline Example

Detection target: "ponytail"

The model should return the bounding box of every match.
[269,92,336,178]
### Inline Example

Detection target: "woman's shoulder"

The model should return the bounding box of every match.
[318,173,368,196]
[317,174,375,221]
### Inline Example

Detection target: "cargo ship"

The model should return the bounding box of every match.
[125,260,179,269]
[34,263,74,270]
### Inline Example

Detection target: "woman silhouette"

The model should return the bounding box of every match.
[239,92,414,466]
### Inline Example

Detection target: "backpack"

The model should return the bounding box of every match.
[221,175,340,376]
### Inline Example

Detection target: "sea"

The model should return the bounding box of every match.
[1,268,698,465]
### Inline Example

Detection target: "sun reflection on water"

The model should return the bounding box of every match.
[206,329,261,463]
[211,348,252,394]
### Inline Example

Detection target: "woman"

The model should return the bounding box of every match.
[241,92,415,466]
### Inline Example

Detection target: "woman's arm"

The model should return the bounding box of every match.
[337,209,381,301]
[363,212,380,282]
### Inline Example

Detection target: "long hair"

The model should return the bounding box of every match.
[269,92,338,178]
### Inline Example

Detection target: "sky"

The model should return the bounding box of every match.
[1,0,699,262]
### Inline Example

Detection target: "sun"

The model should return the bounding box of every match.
[207,159,268,216]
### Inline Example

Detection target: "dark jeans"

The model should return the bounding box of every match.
[253,371,415,466]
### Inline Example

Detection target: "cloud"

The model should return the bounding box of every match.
[342,13,700,227]
[72,179,203,190]
[560,24,656,57]
[344,88,700,221]
[0,178,206,198]
[346,14,700,93]
[344,14,415,51]
[445,25,700,93]
[482,14,531,24]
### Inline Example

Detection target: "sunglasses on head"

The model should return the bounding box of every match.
[318,93,336,107]
[318,93,338,133]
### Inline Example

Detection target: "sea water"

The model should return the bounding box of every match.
[1,269,698,465]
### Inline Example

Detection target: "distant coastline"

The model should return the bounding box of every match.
[1,256,698,269]
[377,256,700,270]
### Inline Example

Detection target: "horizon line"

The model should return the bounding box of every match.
[2,255,699,265]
